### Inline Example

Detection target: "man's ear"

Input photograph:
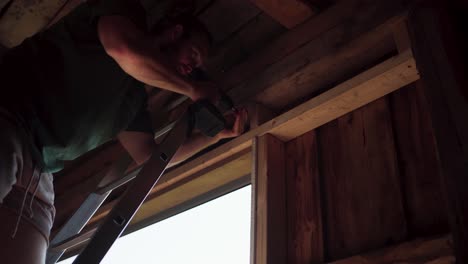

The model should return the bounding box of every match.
[171,24,184,41]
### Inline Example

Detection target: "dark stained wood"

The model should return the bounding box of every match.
[318,98,407,260]
[221,0,399,91]
[285,131,324,263]
[389,81,449,236]
[408,2,468,262]
[253,134,287,264]
[250,0,315,29]
[230,0,406,109]
[206,12,285,79]
[330,235,454,264]
[198,0,260,44]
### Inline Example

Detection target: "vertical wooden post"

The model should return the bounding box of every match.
[408,2,468,263]
[285,131,324,264]
[251,134,287,264]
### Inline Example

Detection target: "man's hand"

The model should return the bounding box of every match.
[216,108,248,140]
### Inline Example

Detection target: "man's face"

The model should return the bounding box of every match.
[173,34,210,76]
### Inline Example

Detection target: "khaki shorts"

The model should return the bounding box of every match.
[0,110,55,242]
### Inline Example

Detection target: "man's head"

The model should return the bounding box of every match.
[152,15,213,77]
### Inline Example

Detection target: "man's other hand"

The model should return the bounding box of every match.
[216,108,248,140]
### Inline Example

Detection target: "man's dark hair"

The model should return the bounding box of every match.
[150,15,213,48]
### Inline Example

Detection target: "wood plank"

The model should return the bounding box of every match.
[389,82,449,236]
[265,50,417,140]
[206,12,285,79]
[222,0,405,92]
[85,150,251,226]
[198,0,260,44]
[227,0,407,107]
[391,18,411,53]
[318,97,407,260]
[408,3,468,262]
[254,21,396,110]
[329,235,453,264]
[250,0,315,29]
[253,134,287,264]
[285,131,323,263]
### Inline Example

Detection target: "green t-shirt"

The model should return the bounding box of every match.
[0,0,152,173]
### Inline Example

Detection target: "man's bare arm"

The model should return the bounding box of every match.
[97,16,207,100]
[118,109,248,167]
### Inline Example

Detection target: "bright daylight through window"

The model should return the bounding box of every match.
[59,185,251,264]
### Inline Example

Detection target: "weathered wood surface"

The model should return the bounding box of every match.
[199,0,260,44]
[250,0,315,28]
[390,81,448,236]
[206,12,285,79]
[329,235,454,264]
[228,0,407,108]
[408,2,468,262]
[252,134,287,264]
[224,0,401,92]
[285,131,324,264]
[318,97,407,260]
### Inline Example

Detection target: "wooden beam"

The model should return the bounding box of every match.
[329,235,453,264]
[408,2,468,263]
[250,0,315,29]
[229,0,407,107]
[252,134,287,264]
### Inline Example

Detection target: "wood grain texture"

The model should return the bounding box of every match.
[206,12,285,79]
[285,131,324,263]
[199,0,260,43]
[318,97,407,260]
[88,150,252,227]
[229,0,407,107]
[389,81,449,236]
[250,0,315,28]
[222,0,402,93]
[266,50,418,141]
[253,134,287,264]
[408,3,468,262]
[329,235,454,264]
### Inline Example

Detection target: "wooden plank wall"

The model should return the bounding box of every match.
[282,80,449,263]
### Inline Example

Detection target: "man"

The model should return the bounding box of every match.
[0,0,248,263]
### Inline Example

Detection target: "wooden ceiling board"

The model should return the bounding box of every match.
[250,0,315,28]
[206,12,285,79]
[198,0,261,44]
